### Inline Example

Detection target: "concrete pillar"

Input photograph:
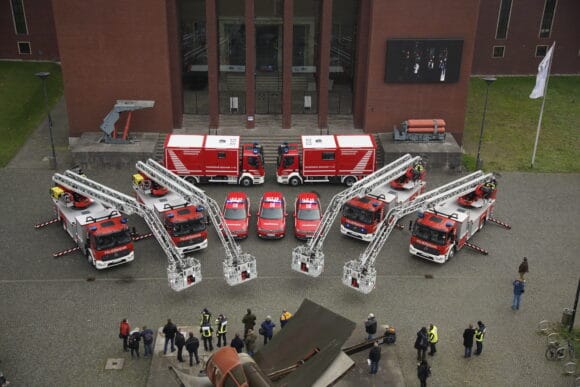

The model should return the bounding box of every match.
[206,0,219,129]
[245,0,256,129]
[317,0,332,130]
[353,0,370,130]
[282,0,294,129]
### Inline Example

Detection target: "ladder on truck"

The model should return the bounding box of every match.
[291,153,423,277]
[343,171,495,294]
[52,170,201,292]
[136,159,257,286]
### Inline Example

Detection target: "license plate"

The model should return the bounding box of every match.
[267,233,275,237]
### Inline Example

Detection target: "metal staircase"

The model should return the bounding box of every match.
[342,171,495,294]
[136,159,257,286]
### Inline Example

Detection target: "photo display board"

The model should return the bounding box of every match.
[385,39,463,83]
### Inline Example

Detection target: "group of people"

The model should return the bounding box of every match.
[118,307,294,367]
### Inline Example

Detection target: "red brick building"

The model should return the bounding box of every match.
[1,0,578,144]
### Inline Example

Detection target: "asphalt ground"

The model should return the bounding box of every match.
[1,103,579,386]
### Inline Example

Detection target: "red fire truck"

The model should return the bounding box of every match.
[276,135,376,187]
[164,134,265,187]
[340,162,426,242]
[50,184,135,269]
[132,172,208,255]
[409,179,498,263]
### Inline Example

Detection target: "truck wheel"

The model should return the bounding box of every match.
[185,176,198,185]
[240,177,253,187]
[289,177,301,187]
[447,247,456,261]
[344,176,356,187]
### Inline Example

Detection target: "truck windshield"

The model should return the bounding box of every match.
[298,208,320,220]
[171,219,207,236]
[261,207,283,219]
[342,204,373,225]
[412,223,447,245]
[94,230,132,251]
[224,208,246,220]
[247,156,261,168]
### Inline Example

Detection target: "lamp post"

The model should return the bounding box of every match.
[475,76,496,170]
[35,71,57,169]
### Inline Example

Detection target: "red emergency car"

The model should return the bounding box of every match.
[222,192,251,240]
[256,192,287,239]
[294,192,322,240]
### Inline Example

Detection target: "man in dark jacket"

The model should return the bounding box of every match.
[162,319,178,354]
[463,323,475,357]
[365,313,378,340]
[518,257,529,280]
[185,332,200,366]
[415,327,429,361]
[140,326,155,357]
[175,330,186,362]
[260,316,276,345]
[417,360,431,387]
[230,333,244,353]
[242,309,256,338]
[368,342,381,374]
[128,329,141,358]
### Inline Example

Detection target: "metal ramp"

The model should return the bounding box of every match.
[52,170,201,291]
[343,171,496,294]
[136,159,257,286]
[291,154,422,277]
[100,100,155,144]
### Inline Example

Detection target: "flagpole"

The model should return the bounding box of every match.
[531,43,555,168]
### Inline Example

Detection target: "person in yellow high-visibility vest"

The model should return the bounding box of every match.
[428,324,438,356]
[280,309,293,328]
[215,314,228,347]
[475,321,486,355]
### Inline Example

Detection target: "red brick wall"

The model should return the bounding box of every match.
[473,0,580,75]
[359,0,480,144]
[0,0,59,60]
[51,0,177,137]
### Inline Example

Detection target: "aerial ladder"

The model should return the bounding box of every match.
[52,170,201,292]
[342,171,495,294]
[291,153,422,277]
[99,100,155,143]
[136,159,257,286]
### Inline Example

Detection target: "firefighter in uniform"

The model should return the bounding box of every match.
[411,162,425,181]
[216,314,228,347]
[200,323,214,352]
[475,320,486,355]
[200,308,212,326]
[428,324,438,356]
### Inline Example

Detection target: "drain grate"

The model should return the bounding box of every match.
[105,358,124,370]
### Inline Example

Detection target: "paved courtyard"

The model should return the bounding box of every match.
[0,105,578,386]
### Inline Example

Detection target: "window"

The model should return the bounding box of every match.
[322,152,335,161]
[495,0,512,39]
[492,46,505,58]
[17,41,31,55]
[10,0,28,35]
[539,0,557,38]
[535,45,548,57]
[217,152,226,159]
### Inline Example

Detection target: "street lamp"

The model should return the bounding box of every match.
[475,76,496,170]
[35,71,57,169]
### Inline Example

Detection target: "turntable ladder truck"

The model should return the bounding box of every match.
[291,153,422,277]
[343,171,494,294]
[53,170,201,292]
[136,159,257,286]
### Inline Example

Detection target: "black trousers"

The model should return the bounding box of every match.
[130,344,140,358]
[475,341,483,355]
[188,350,199,366]
[202,336,213,351]
[217,333,227,347]
[417,347,426,361]
[177,345,184,362]
[429,342,437,355]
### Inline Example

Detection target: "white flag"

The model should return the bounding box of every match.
[529,43,555,99]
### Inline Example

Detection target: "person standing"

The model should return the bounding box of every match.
[128,328,141,358]
[230,333,244,353]
[518,257,529,280]
[200,323,214,351]
[427,324,438,356]
[368,341,381,375]
[244,328,257,356]
[417,360,431,387]
[185,332,200,366]
[280,309,293,328]
[260,316,276,345]
[175,330,186,362]
[475,321,486,355]
[119,319,131,352]
[365,313,378,340]
[463,324,475,358]
[512,278,526,310]
[162,319,178,354]
[415,327,428,361]
[140,326,155,357]
[216,314,228,347]
[242,309,257,338]
[200,308,212,326]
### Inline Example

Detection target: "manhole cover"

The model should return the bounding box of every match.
[105,358,124,370]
